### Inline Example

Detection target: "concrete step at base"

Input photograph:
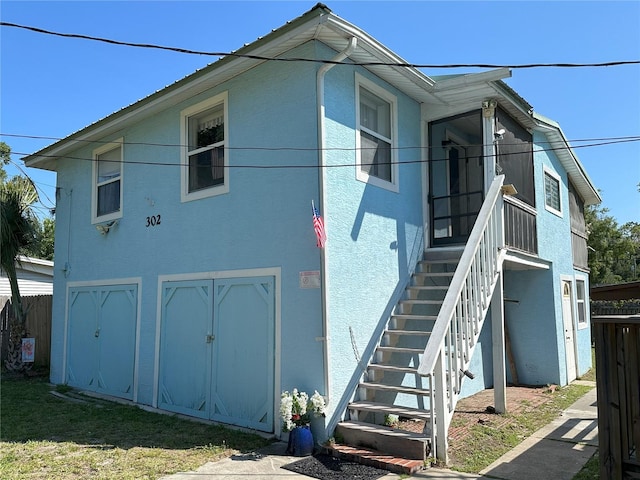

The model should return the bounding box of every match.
[323,443,426,475]
[335,420,430,461]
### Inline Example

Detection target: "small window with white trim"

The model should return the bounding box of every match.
[576,279,587,327]
[544,167,562,216]
[356,75,398,191]
[92,139,123,224]
[181,92,229,202]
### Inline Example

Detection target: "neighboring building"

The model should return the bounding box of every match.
[0,256,53,297]
[23,4,600,464]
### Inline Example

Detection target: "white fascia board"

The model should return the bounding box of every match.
[322,15,436,91]
[15,256,54,276]
[24,13,329,171]
[532,112,601,206]
[431,68,512,91]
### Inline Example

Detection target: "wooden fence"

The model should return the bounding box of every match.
[593,314,640,480]
[0,295,52,367]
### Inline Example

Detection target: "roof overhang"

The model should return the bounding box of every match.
[21,2,602,208]
[24,3,444,171]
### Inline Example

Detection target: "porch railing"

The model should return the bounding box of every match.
[504,198,537,255]
[417,175,506,461]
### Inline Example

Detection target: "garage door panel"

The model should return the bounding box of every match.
[212,277,274,432]
[159,280,212,418]
[97,287,137,399]
[66,285,138,401]
[67,290,99,389]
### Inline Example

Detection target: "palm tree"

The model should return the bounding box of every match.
[1,176,39,371]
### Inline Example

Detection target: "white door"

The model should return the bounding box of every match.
[561,281,577,382]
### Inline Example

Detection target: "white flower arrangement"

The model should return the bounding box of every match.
[280,389,326,432]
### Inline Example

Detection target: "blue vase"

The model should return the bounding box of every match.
[287,425,314,456]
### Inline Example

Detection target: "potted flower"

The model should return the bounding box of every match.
[280,389,326,456]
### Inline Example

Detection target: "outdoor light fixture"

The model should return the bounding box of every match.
[95,220,118,235]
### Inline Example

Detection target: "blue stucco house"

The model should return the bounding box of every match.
[24,4,600,464]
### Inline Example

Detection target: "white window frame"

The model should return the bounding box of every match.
[543,166,562,217]
[575,275,588,330]
[355,74,398,192]
[180,91,229,202]
[92,138,124,224]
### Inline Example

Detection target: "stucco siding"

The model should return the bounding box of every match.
[321,58,424,419]
[49,41,328,407]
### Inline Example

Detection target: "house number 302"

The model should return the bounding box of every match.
[146,215,161,227]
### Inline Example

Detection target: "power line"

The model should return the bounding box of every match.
[2,21,639,70]
[3,132,639,153]
[8,136,640,170]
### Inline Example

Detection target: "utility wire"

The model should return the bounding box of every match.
[8,137,640,170]
[8,159,56,209]
[3,132,639,153]
[2,21,639,69]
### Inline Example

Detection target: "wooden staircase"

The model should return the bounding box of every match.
[330,175,508,473]
[332,252,459,473]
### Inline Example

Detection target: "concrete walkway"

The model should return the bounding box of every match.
[160,381,598,480]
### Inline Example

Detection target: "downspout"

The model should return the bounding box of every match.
[316,36,357,403]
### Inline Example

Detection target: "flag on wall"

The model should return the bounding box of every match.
[311,200,327,248]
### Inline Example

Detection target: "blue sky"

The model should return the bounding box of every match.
[1,1,639,224]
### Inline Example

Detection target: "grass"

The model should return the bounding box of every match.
[448,347,598,475]
[449,383,594,473]
[0,375,271,480]
[572,452,599,480]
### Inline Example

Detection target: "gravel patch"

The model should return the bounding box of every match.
[282,453,388,480]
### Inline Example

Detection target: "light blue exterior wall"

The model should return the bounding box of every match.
[460,129,593,394]
[320,50,425,423]
[50,42,330,408]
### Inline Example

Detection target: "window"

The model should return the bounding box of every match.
[92,139,123,223]
[576,279,587,327]
[356,76,397,191]
[544,167,562,216]
[181,92,228,201]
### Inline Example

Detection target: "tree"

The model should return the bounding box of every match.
[586,205,640,285]
[0,162,39,371]
[0,141,10,183]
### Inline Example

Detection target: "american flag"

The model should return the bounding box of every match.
[312,201,327,248]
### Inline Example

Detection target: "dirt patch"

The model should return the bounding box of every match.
[397,385,555,447]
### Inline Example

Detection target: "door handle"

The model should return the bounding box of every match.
[206,334,215,343]
[94,328,100,338]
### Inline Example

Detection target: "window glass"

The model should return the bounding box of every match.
[576,280,587,324]
[187,104,225,193]
[545,171,561,212]
[94,142,122,221]
[359,86,393,184]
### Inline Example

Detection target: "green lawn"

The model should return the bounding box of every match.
[0,376,271,480]
[449,382,594,473]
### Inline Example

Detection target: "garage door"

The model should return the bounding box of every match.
[67,284,138,399]
[158,276,275,432]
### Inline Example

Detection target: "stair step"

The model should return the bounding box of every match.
[384,329,431,336]
[325,443,425,476]
[414,272,454,278]
[407,285,449,291]
[335,420,430,461]
[391,314,437,321]
[377,346,424,355]
[349,400,433,422]
[401,299,443,305]
[359,382,431,396]
[368,364,419,374]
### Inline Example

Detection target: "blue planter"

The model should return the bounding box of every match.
[287,425,314,456]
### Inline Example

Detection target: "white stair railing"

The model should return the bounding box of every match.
[418,175,507,462]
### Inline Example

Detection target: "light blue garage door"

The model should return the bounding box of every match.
[67,285,138,400]
[159,276,275,432]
